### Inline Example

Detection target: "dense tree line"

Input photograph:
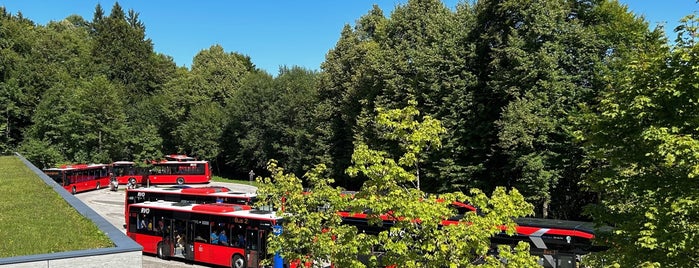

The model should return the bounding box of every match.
[2,0,698,265]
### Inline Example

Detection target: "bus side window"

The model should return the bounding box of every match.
[138,214,148,230]
[128,213,139,233]
[232,225,245,247]
[194,221,209,243]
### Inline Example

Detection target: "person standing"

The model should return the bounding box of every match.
[210,230,219,244]
[219,230,229,245]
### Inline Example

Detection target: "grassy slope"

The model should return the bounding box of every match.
[0,156,112,258]
[211,175,260,187]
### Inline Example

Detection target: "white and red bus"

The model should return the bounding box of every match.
[43,164,110,194]
[126,200,289,268]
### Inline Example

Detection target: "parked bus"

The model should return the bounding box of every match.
[126,186,257,207]
[148,160,211,185]
[124,186,258,225]
[126,200,288,268]
[109,160,211,185]
[338,203,607,268]
[493,217,607,267]
[110,161,144,185]
[43,164,110,194]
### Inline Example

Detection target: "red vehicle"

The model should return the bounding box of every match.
[338,202,607,268]
[126,200,289,268]
[123,186,258,225]
[43,164,110,194]
[110,161,142,185]
[126,186,257,207]
[149,160,211,185]
[109,160,211,185]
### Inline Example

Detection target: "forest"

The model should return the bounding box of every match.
[2,0,699,266]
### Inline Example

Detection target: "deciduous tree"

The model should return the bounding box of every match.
[258,104,536,267]
[578,14,699,267]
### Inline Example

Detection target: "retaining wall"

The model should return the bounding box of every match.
[0,153,142,268]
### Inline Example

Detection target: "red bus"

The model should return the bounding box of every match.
[126,200,290,268]
[110,161,143,185]
[338,202,607,268]
[123,186,257,225]
[126,186,257,206]
[109,160,211,185]
[148,160,211,185]
[43,164,110,194]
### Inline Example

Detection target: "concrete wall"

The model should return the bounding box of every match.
[0,153,142,268]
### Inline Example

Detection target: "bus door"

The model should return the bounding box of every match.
[245,228,264,268]
[161,218,175,258]
[183,221,195,260]
[170,214,194,260]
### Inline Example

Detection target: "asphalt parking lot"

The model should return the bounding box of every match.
[76,182,257,268]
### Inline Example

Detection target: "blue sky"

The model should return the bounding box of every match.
[2,1,697,75]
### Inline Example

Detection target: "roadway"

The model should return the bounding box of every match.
[76,181,257,268]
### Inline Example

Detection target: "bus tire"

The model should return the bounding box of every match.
[232,254,245,268]
[96,182,100,190]
[71,186,77,195]
[128,177,137,186]
[176,177,185,185]
[157,242,169,260]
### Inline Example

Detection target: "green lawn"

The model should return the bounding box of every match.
[211,175,261,188]
[0,156,113,258]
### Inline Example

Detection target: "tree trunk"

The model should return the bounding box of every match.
[415,162,420,190]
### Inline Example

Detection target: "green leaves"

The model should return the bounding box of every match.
[260,104,534,267]
[580,13,699,267]
[190,45,253,106]
[376,99,445,169]
[176,102,226,161]
[222,66,320,175]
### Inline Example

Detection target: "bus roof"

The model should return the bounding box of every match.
[112,161,135,165]
[164,154,197,161]
[513,217,609,235]
[152,160,208,165]
[130,200,280,221]
[129,186,256,197]
[43,167,70,171]
[181,186,229,194]
[45,163,108,171]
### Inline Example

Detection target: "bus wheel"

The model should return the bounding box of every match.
[96,182,100,190]
[128,177,137,186]
[232,254,245,268]
[157,242,169,260]
[176,177,185,185]
[71,186,77,195]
